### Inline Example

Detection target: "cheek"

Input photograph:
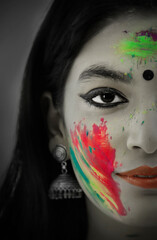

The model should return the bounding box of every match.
[69,118,127,216]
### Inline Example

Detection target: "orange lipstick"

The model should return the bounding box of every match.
[116,166,157,188]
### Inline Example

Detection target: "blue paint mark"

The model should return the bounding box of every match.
[70,147,89,184]
[96,193,104,203]
[89,146,92,153]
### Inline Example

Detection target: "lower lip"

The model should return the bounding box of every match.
[117,175,157,188]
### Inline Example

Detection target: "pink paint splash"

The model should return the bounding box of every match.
[70,118,126,216]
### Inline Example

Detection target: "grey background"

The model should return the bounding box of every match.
[0,0,52,185]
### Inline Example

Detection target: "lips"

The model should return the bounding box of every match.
[116,165,157,188]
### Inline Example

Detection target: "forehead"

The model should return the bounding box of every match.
[67,12,157,80]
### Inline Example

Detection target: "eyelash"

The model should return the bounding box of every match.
[79,87,129,109]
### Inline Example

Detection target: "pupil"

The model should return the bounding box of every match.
[101,93,115,102]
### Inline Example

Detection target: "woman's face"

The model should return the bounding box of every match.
[62,12,157,226]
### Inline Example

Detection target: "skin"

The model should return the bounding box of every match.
[46,10,157,240]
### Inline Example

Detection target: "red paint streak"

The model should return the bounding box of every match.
[100,191,118,210]
[114,161,119,168]
[114,162,123,168]
[70,118,126,216]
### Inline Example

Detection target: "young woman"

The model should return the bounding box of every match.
[1,0,157,239]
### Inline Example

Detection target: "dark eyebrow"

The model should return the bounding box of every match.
[78,64,132,84]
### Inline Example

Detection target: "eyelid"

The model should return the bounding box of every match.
[79,87,129,108]
[80,87,128,99]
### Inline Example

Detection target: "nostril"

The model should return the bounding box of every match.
[133,146,141,149]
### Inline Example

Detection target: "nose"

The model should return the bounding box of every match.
[127,111,157,154]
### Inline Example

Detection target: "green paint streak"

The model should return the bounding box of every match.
[115,33,157,59]
[89,146,92,153]
[130,114,133,119]
[127,72,133,80]
[70,146,104,204]
[120,58,124,63]
[81,154,90,168]
[96,193,104,203]
[142,110,147,114]
[70,147,89,184]
[141,121,144,125]
[78,136,83,150]
[122,127,125,132]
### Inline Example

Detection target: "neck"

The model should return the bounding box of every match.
[86,197,157,240]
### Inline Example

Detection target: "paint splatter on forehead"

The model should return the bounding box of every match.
[114,29,157,62]
[136,29,157,41]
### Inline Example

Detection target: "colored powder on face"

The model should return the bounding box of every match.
[114,30,157,61]
[142,110,148,114]
[70,147,89,184]
[114,161,118,168]
[127,72,133,80]
[89,146,93,153]
[141,121,144,125]
[136,30,157,41]
[130,114,133,119]
[152,103,155,107]
[70,119,127,216]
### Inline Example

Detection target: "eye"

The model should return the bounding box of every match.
[92,92,119,104]
[80,87,128,108]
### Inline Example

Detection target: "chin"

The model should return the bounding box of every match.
[97,199,157,228]
[118,216,157,227]
[112,207,157,227]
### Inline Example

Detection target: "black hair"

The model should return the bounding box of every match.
[0,0,157,239]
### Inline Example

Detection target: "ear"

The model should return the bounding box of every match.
[41,92,70,159]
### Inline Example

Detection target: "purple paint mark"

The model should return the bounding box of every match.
[136,30,157,41]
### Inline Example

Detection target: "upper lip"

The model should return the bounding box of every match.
[116,165,157,177]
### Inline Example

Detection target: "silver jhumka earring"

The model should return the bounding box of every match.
[48,144,83,200]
